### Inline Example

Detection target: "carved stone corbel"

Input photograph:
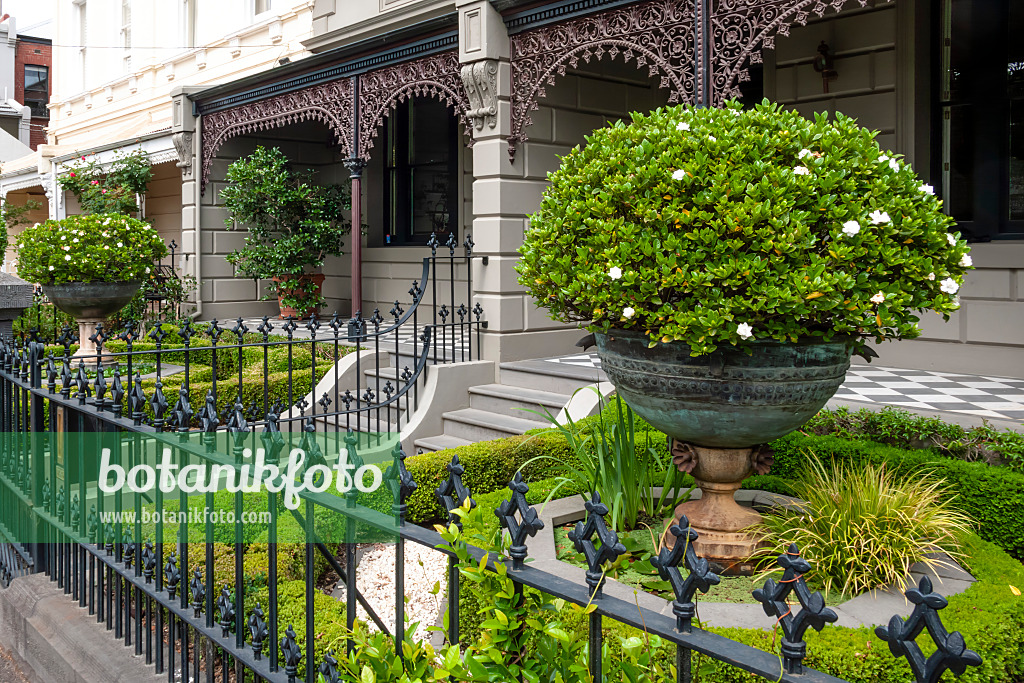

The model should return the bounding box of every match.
[172,131,194,180]
[460,59,498,131]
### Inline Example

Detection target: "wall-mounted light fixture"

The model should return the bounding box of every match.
[812,40,838,94]
[278,57,291,66]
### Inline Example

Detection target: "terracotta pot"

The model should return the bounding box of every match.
[273,273,325,319]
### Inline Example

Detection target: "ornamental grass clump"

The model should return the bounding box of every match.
[755,457,973,597]
[15,213,168,286]
[517,100,972,357]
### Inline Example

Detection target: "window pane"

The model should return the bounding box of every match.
[409,99,453,238]
[25,66,47,91]
[945,105,974,222]
[1011,100,1024,220]
[946,0,972,102]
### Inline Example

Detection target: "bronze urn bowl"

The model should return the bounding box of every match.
[595,330,852,572]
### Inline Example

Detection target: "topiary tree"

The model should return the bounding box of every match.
[517,100,972,359]
[220,146,351,314]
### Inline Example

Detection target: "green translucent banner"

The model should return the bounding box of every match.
[0,430,406,545]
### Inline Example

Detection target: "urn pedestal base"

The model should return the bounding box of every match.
[73,318,106,363]
[663,445,769,576]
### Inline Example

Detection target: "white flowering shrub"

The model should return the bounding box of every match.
[15,213,168,286]
[517,100,972,356]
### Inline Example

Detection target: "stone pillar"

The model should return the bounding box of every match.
[458,0,581,365]
[0,273,34,338]
[171,86,203,317]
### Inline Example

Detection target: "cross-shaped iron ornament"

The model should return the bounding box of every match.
[384,442,417,519]
[568,492,626,596]
[651,515,720,632]
[436,454,475,527]
[495,472,544,569]
[875,576,982,683]
[752,543,838,674]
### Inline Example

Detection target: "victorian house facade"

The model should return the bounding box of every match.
[2,0,1022,378]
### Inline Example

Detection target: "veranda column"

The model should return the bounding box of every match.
[458,0,582,365]
[171,87,202,317]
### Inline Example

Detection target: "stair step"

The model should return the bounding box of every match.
[413,434,473,454]
[441,407,539,442]
[468,384,569,423]
[497,361,602,394]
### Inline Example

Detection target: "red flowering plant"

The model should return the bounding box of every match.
[58,150,153,215]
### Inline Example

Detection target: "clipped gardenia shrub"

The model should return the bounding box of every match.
[15,213,167,286]
[517,100,972,357]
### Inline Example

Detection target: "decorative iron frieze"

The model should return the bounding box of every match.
[509,0,695,160]
[358,50,472,159]
[708,0,867,104]
[200,78,355,193]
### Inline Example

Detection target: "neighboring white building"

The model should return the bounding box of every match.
[0,0,316,271]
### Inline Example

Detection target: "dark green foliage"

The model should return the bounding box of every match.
[403,433,577,523]
[804,405,1024,472]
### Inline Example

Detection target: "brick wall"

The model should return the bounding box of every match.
[15,38,51,150]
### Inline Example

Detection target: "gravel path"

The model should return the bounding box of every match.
[0,644,32,683]
[345,541,449,638]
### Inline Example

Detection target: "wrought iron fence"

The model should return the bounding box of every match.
[0,231,982,683]
[0,336,984,683]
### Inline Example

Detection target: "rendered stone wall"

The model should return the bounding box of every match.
[766,0,1024,377]
[472,58,671,364]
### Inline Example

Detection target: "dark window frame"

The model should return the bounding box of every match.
[23,64,49,119]
[382,96,460,247]
[939,0,1024,241]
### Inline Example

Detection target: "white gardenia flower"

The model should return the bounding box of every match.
[117,242,123,248]
[672,169,686,181]
[919,184,934,195]
[927,272,936,281]
[960,253,973,267]
[64,254,71,261]
[947,233,958,245]
[793,166,811,176]
[623,306,635,319]
[841,220,861,236]
[888,158,900,172]
[737,322,753,339]
[798,149,812,159]
[869,210,890,225]
[708,135,717,143]
[878,155,890,163]
[73,238,79,243]
[870,291,886,304]
[677,122,690,131]
[608,266,622,280]
[145,267,151,274]
[940,277,959,294]
[48,265,54,271]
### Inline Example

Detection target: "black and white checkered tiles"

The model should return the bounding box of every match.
[540,354,1024,422]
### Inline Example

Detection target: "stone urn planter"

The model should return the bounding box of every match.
[42,281,140,359]
[595,330,852,571]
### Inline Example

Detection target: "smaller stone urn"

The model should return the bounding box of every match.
[42,281,141,358]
